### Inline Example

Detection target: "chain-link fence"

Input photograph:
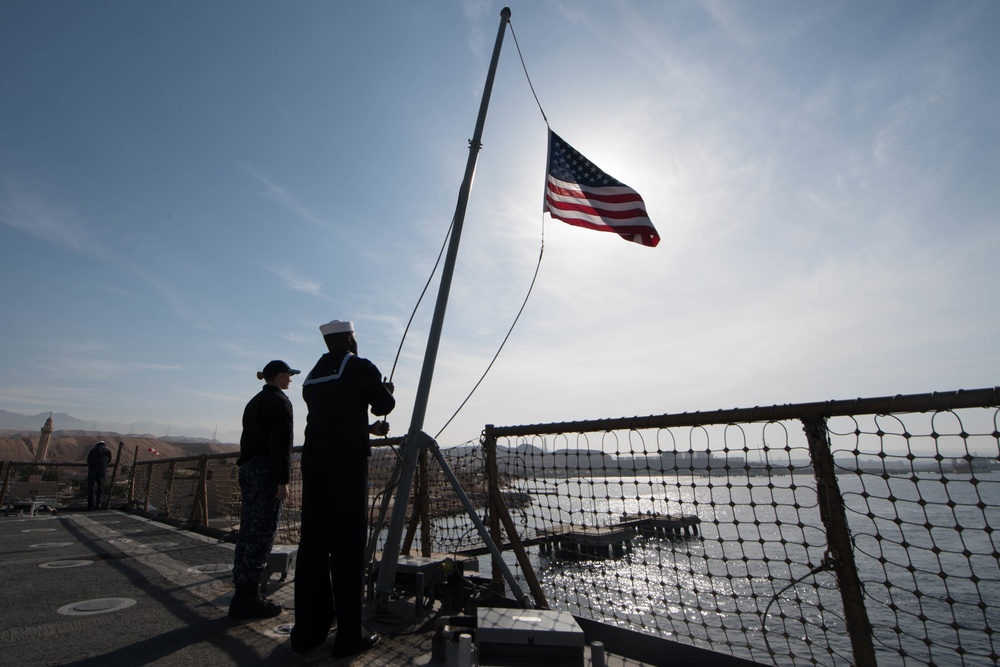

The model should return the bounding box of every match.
[1,441,133,511]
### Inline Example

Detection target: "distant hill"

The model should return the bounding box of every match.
[0,409,240,443]
[0,431,237,463]
[0,411,239,463]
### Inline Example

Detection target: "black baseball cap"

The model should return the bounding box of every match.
[262,360,300,377]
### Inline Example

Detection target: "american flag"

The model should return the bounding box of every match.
[544,130,659,247]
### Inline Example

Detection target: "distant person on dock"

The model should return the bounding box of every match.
[291,320,394,658]
[86,440,112,510]
[229,359,299,620]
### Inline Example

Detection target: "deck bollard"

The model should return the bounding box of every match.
[430,629,447,663]
[590,640,606,667]
[458,632,473,667]
[415,571,426,615]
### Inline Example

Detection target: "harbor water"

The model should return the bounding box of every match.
[444,470,1000,666]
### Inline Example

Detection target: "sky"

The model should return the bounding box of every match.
[1,1,998,447]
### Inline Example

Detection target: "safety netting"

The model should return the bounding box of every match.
[473,404,1000,666]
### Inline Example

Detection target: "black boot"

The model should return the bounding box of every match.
[332,630,380,658]
[229,584,282,620]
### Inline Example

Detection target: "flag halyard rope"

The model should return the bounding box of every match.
[508,18,549,127]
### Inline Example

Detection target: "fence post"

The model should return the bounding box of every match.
[802,417,877,667]
[142,462,154,512]
[127,446,139,507]
[419,448,431,557]
[483,427,548,608]
[484,425,505,595]
[188,455,210,526]
[0,461,11,509]
[401,449,428,557]
[201,458,210,525]
[105,441,124,509]
[164,461,177,517]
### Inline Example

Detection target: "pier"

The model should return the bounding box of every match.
[617,513,701,539]
[537,524,637,559]
[532,514,701,560]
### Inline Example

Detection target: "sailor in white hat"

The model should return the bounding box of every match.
[291,320,395,657]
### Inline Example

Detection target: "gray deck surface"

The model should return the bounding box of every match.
[1,510,649,666]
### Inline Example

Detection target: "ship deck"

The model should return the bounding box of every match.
[1,509,693,666]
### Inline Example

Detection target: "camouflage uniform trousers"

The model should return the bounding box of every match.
[233,457,283,588]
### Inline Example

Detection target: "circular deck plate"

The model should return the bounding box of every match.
[40,560,94,569]
[58,598,136,616]
[187,563,233,575]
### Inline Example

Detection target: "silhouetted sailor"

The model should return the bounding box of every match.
[86,440,112,510]
[291,320,394,658]
[230,359,299,620]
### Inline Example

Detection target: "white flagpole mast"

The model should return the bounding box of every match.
[373,7,518,612]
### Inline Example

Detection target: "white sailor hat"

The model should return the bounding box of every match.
[319,320,354,336]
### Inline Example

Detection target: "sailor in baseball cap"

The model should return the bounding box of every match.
[260,360,301,378]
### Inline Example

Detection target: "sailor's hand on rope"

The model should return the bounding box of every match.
[370,420,390,437]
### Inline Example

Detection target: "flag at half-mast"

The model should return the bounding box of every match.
[543,130,659,247]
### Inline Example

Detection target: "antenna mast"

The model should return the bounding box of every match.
[373,6,524,612]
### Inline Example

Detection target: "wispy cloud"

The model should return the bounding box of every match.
[281,330,315,345]
[183,386,248,405]
[31,355,184,377]
[0,170,213,328]
[101,283,133,298]
[459,0,489,20]
[269,266,338,302]
[244,166,332,227]
[0,176,113,260]
[0,384,98,413]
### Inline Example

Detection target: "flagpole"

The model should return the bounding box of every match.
[373,6,512,612]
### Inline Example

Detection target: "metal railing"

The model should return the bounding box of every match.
[1,441,130,511]
[4,387,997,666]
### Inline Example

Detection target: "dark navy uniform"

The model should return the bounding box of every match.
[291,350,394,653]
[86,441,112,510]
[234,384,293,590]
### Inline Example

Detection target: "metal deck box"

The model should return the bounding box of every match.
[477,607,585,666]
